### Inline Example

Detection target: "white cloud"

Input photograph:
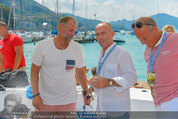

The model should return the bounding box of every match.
[103,0,115,6]
[161,2,178,17]
[34,0,178,22]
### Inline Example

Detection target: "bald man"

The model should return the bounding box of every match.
[89,22,136,118]
[133,17,178,111]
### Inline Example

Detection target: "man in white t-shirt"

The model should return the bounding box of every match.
[30,16,90,111]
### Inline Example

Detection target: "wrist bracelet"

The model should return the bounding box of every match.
[33,93,40,98]
[82,90,87,96]
[108,79,112,86]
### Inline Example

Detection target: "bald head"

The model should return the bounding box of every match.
[134,17,162,48]
[136,17,157,27]
[95,22,115,51]
[96,22,113,32]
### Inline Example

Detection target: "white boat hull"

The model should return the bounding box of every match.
[120,30,126,35]
[0,87,154,112]
[17,33,33,43]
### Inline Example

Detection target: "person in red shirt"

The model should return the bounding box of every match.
[0,21,26,73]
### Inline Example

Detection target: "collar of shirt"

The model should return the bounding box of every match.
[100,42,116,60]
[154,31,164,47]
[2,33,10,41]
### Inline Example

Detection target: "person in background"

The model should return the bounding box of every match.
[162,24,176,32]
[86,67,97,92]
[133,17,178,111]
[91,67,97,77]
[133,82,143,88]
[88,22,137,119]
[30,16,90,111]
[0,22,26,73]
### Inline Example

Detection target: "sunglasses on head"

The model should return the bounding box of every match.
[132,22,155,29]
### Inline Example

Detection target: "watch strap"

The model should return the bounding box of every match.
[33,93,40,98]
[108,79,112,86]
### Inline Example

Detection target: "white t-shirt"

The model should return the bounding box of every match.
[31,38,84,105]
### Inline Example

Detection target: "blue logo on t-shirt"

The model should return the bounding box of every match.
[66,60,75,71]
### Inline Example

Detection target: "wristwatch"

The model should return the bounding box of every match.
[108,79,112,86]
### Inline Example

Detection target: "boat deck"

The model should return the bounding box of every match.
[0,87,155,112]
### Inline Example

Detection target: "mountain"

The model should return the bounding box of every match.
[110,13,178,31]
[150,13,178,30]
[2,0,101,31]
[110,19,135,31]
[2,0,178,31]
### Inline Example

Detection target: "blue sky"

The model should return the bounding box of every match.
[35,0,178,22]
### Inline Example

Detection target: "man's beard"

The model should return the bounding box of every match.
[65,37,72,43]
[63,34,73,44]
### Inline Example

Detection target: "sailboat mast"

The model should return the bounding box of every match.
[19,0,23,30]
[157,0,159,14]
[0,0,3,21]
[7,0,13,29]
[30,0,32,32]
[85,0,87,31]
[56,0,59,23]
[13,0,15,30]
[42,0,44,23]
[86,0,87,19]
[72,0,75,16]
[94,11,96,21]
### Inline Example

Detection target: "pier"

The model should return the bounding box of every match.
[32,36,45,42]
[73,38,96,43]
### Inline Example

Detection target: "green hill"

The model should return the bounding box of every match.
[110,13,178,31]
[150,13,178,30]
[2,0,101,31]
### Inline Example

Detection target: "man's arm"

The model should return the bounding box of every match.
[0,52,4,73]
[89,77,120,89]
[13,46,23,71]
[109,51,137,90]
[30,63,43,110]
[76,67,91,105]
[76,67,88,90]
[90,50,136,90]
[75,75,80,85]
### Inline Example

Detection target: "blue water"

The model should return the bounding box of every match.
[24,33,147,81]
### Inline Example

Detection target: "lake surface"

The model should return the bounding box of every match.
[24,32,147,81]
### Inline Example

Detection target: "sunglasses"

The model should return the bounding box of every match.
[132,22,154,29]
